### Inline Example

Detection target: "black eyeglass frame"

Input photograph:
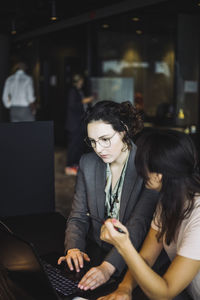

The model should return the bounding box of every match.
[84,132,117,148]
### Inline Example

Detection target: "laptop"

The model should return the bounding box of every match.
[0,222,87,300]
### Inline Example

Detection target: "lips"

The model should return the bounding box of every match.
[100,154,109,159]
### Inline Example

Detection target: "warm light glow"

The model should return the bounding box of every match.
[51,16,57,21]
[11,30,16,35]
[132,17,140,22]
[122,46,142,63]
[136,30,142,35]
[102,24,109,29]
[27,41,33,47]
[198,2,200,6]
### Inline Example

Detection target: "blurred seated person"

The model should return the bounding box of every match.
[154,102,175,126]
[134,93,144,113]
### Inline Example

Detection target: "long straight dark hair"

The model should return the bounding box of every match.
[135,129,200,245]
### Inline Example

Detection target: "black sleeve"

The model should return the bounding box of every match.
[64,155,90,253]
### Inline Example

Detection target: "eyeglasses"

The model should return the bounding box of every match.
[84,132,117,148]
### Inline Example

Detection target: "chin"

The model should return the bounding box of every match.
[101,157,113,163]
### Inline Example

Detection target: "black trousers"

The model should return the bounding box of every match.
[132,287,192,300]
[173,291,193,300]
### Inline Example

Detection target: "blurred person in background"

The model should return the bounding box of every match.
[2,61,36,122]
[64,73,93,176]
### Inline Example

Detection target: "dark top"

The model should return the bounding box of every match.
[65,87,84,132]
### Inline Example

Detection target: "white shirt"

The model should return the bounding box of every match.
[151,196,200,300]
[2,70,35,108]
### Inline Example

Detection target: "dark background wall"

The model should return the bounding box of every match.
[0,0,199,146]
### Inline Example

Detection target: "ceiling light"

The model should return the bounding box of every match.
[132,17,140,22]
[51,0,57,21]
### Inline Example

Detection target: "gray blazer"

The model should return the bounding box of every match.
[64,143,158,274]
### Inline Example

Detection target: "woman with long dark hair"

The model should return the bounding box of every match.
[58,100,159,291]
[99,129,200,300]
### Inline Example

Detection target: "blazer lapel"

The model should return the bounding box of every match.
[119,144,139,220]
[95,158,106,219]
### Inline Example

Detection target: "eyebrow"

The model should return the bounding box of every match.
[88,134,113,140]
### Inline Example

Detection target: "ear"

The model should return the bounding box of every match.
[124,124,128,132]
[119,130,126,137]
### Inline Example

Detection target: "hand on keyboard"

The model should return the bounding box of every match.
[78,261,115,291]
[58,249,90,273]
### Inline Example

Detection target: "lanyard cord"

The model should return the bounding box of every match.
[108,162,127,217]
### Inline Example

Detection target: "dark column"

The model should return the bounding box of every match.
[0,35,10,121]
[176,14,200,128]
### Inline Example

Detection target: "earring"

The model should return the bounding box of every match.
[121,143,128,152]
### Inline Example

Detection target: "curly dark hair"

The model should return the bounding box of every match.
[135,129,200,245]
[84,100,143,149]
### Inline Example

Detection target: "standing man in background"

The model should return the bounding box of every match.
[64,73,93,175]
[2,61,36,122]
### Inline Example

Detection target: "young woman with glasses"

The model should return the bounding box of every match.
[58,100,160,291]
[99,129,200,300]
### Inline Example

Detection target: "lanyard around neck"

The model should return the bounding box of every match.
[108,161,127,217]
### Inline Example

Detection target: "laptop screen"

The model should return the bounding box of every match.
[0,223,119,300]
[0,227,59,300]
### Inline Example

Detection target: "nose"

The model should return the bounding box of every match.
[95,142,104,153]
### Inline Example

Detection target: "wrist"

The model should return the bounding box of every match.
[118,282,133,295]
[101,261,116,277]
[116,239,132,256]
[67,248,80,254]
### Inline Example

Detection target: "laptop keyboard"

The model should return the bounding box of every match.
[42,261,79,296]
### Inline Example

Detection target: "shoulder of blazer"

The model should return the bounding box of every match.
[124,142,142,185]
[79,151,104,168]
[79,152,106,185]
[128,142,137,164]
